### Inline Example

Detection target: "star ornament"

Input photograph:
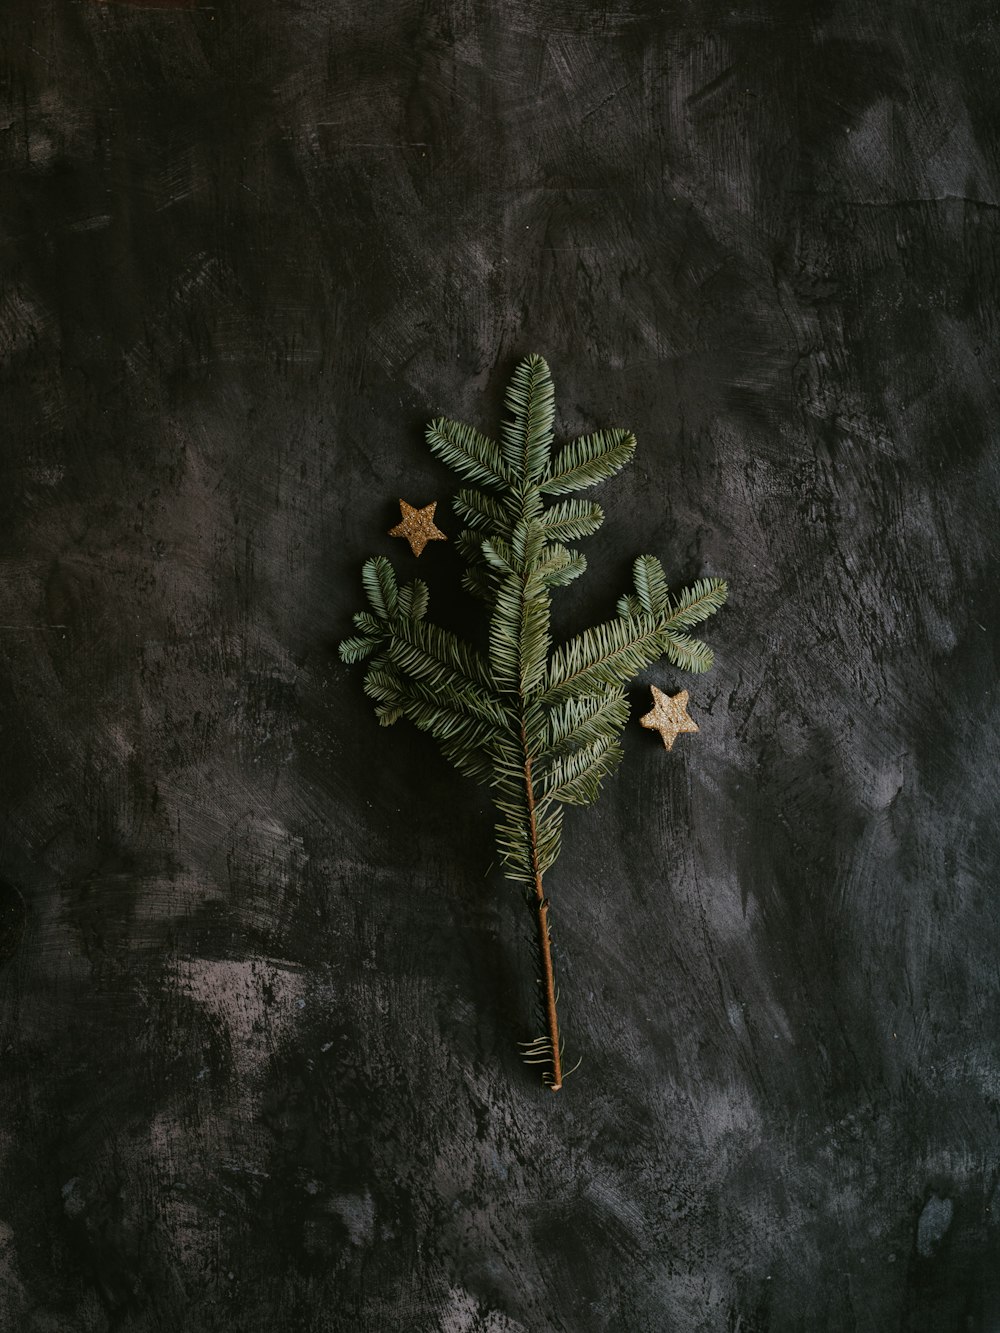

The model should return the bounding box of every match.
[388,499,447,557]
[640,687,699,751]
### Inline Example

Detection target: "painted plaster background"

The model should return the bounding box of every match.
[1,2,999,1329]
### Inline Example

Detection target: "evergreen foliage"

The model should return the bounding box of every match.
[340,354,727,1088]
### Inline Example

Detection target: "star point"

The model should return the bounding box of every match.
[640,687,699,751]
[388,499,447,557]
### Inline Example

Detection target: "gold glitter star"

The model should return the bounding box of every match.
[640,686,699,751]
[388,499,447,557]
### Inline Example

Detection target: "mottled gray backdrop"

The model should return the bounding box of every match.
[1,1,999,1330]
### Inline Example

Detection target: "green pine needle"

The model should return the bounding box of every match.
[339,354,728,1090]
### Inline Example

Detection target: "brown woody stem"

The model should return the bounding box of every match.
[521,726,563,1092]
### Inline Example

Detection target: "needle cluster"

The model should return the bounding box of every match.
[340,355,727,1087]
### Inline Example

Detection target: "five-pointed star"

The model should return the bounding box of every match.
[640,686,699,751]
[388,499,447,557]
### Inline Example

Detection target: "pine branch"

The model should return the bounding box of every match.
[539,736,624,808]
[632,554,670,616]
[361,555,399,620]
[427,418,510,490]
[543,613,669,703]
[616,593,643,618]
[452,487,515,535]
[537,498,605,542]
[339,354,728,1091]
[663,577,729,629]
[541,429,636,495]
[660,628,715,673]
[540,690,631,760]
[500,352,555,482]
[539,549,587,588]
[339,633,382,664]
[461,564,493,601]
[397,579,429,621]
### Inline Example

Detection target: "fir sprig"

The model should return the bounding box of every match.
[340,354,727,1090]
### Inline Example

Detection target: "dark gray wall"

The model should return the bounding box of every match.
[2,2,998,1330]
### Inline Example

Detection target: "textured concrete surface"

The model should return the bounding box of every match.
[1,2,999,1329]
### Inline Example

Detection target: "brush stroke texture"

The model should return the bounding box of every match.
[1,1,999,1330]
